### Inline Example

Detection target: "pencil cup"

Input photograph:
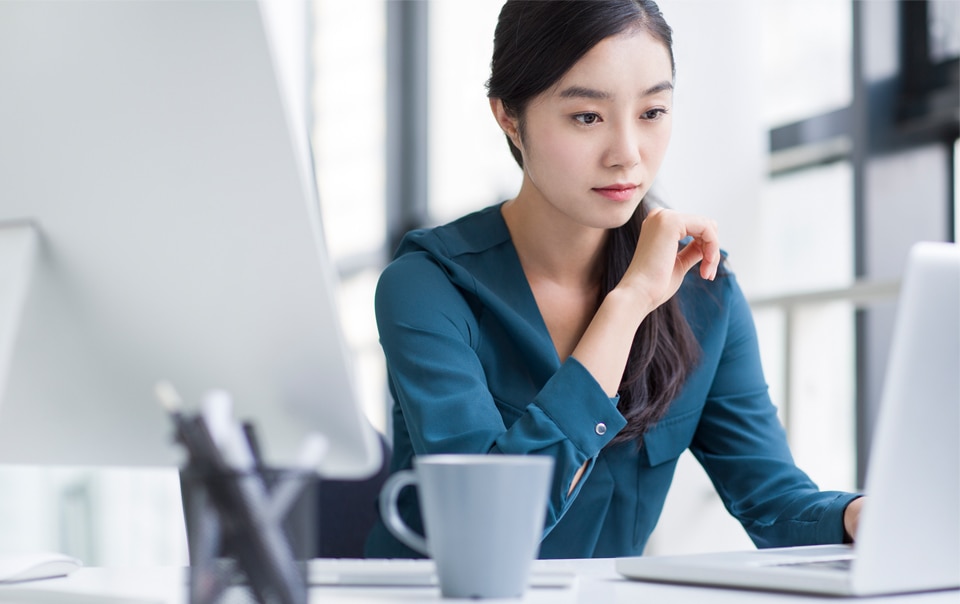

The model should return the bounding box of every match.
[379,454,554,599]
[179,467,318,604]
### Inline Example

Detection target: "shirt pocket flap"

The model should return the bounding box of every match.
[641,406,702,467]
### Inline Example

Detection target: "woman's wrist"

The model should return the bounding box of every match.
[608,277,659,319]
[570,286,650,396]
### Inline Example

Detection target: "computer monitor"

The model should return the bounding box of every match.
[0,0,382,479]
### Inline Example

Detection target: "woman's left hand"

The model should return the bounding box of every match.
[843,497,865,542]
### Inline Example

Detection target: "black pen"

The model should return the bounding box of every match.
[241,421,265,471]
[156,381,305,604]
[154,381,225,470]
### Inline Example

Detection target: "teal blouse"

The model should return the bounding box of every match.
[365,203,858,559]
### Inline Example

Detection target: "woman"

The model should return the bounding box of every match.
[365,0,862,559]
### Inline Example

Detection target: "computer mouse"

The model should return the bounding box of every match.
[0,552,83,583]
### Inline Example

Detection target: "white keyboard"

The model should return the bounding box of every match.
[308,558,575,589]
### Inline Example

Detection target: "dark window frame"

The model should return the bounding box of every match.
[767,0,958,486]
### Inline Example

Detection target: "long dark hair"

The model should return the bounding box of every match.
[486,0,700,445]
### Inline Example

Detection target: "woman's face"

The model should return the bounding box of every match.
[495,29,674,231]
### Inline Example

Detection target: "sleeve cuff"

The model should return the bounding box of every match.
[816,492,864,544]
[533,357,627,457]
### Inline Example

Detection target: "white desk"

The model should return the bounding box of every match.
[1,559,958,603]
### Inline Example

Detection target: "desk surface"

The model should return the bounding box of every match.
[1,558,958,603]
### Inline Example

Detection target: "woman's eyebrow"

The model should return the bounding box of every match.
[557,80,674,100]
[558,85,611,100]
[643,81,674,96]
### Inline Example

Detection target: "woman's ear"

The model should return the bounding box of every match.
[489,98,522,149]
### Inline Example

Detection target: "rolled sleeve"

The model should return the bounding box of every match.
[524,356,626,458]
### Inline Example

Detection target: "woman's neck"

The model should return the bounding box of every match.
[501,193,607,290]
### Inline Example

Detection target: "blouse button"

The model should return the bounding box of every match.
[595,422,607,436]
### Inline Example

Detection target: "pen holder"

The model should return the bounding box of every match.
[180,466,318,604]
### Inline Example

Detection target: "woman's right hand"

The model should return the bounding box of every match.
[569,208,721,397]
[618,207,721,315]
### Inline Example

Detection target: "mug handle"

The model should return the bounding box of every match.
[378,470,430,556]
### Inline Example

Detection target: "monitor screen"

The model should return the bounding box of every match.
[0,0,381,479]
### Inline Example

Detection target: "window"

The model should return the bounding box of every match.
[761,1,853,127]
[310,0,389,432]
[762,0,958,488]
[428,0,520,223]
[929,0,960,62]
[757,1,857,491]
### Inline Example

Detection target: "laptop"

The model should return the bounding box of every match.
[617,241,960,597]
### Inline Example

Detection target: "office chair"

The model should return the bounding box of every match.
[316,432,392,558]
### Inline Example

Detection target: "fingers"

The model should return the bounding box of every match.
[680,215,721,280]
[692,223,721,281]
[621,208,722,313]
[645,209,721,281]
[676,240,705,275]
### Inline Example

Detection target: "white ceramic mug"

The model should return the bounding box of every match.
[379,454,554,599]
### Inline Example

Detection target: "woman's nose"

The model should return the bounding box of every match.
[602,123,641,169]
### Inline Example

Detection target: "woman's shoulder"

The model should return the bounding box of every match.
[376,202,514,313]
[394,202,510,263]
[676,252,748,318]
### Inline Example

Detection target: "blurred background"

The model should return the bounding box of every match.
[0,0,957,565]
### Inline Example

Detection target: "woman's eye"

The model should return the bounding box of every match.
[642,108,668,120]
[573,112,601,125]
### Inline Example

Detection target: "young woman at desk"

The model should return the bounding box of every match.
[366,0,864,559]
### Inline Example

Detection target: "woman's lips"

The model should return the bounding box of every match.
[592,184,638,202]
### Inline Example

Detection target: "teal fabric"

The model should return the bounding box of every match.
[365,203,858,559]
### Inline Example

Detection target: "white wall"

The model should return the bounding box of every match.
[656,0,767,287]
[645,0,768,555]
